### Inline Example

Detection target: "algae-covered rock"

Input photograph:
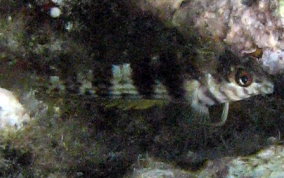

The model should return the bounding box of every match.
[132,0,284,74]
[130,145,284,178]
[0,0,282,177]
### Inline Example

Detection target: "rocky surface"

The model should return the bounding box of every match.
[2,0,284,74]
[130,145,284,178]
[131,0,284,75]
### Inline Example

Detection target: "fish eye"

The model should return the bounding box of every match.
[235,69,253,87]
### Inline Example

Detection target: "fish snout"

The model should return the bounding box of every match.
[261,81,274,95]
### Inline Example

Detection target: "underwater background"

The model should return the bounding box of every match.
[0,0,283,177]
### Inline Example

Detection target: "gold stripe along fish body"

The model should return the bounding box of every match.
[56,49,274,125]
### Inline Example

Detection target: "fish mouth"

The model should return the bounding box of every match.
[260,82,274,95]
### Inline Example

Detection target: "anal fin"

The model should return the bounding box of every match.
[103,99,168,110]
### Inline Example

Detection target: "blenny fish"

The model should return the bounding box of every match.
[60,50,273,126]
[39,1,273,125]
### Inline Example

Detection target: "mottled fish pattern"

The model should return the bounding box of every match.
[41,0,274,125]
[61,50,274,124]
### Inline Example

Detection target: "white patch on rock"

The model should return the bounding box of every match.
[65,22,73,31]
[0,88,30,130]
[136,169,174,178]
[50,7,61,18]
[261,49,284,74]
[51,0,63,5]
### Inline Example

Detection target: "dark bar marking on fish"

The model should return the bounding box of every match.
[158,51,186,100]
[130,57,156,98]
[204,89,221,105]
[93,62,113,97]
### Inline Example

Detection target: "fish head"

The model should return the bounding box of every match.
[215,51,274,103]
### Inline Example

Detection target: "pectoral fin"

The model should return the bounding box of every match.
[210,102,230,127]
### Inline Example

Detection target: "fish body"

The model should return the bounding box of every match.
[44,1,273,123]
[61,50,273,124]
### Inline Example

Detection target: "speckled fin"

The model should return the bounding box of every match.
[188,106,211,125]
